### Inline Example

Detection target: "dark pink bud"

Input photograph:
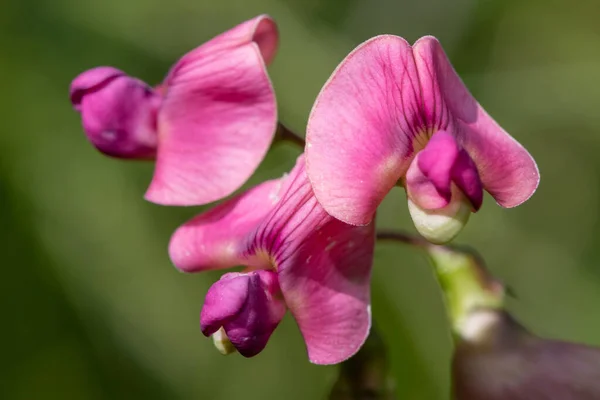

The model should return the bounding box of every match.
[201,270,286,357]
[70,67,160,159]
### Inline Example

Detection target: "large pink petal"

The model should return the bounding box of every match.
[306,35,424,226]
[163,15,278,81]
[168,177,284,272]
[145,15,278,206]
[278,217,375,365]
[413,36,539,207]
[252,156,375,364]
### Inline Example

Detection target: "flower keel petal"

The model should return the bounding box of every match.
[407,131,483,211]
[201,272,250,336]
[201,270,286,358]
[452,149,483,210]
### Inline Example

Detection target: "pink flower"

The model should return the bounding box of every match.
[306,36,539,243]
[169,155,375,364]
[69,15,278,206]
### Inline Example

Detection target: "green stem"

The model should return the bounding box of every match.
[376,231,505,339]
[425,245,505,339]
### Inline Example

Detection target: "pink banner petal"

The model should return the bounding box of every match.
[163,15,278,82]
[306,35,424,225]
[145,15,278,206]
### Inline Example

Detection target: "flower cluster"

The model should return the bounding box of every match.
[69,15,538,364]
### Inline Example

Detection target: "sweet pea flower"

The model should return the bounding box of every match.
[306,35,539,243]
[69,15,278,206]
[169,155,375,364]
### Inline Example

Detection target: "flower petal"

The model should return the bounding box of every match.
[306,35,424,225]
[168,177,284,272]
[224,270,286,357]
[413,36,539,207]
[201,270,286,357]
[406,153,448,210]
[200,272,250,336]
[418,132,458,197]
[452,149,483,210]
[251,156,375,364]
[70,66,124,111]
[406,131,483,210]
[278,216,375,365]
[145,15,278,206]
[406,131,458,209]
[163,15,278,81]
[70,67,160,159]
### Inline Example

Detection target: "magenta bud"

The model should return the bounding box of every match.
[201,270,286,358]
[70,67,160,159]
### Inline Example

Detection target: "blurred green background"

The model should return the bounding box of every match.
[2,0,600,398]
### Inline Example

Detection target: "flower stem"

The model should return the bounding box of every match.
[275,122,306,148]
[377,230,505,340]
[376,230,428,247]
